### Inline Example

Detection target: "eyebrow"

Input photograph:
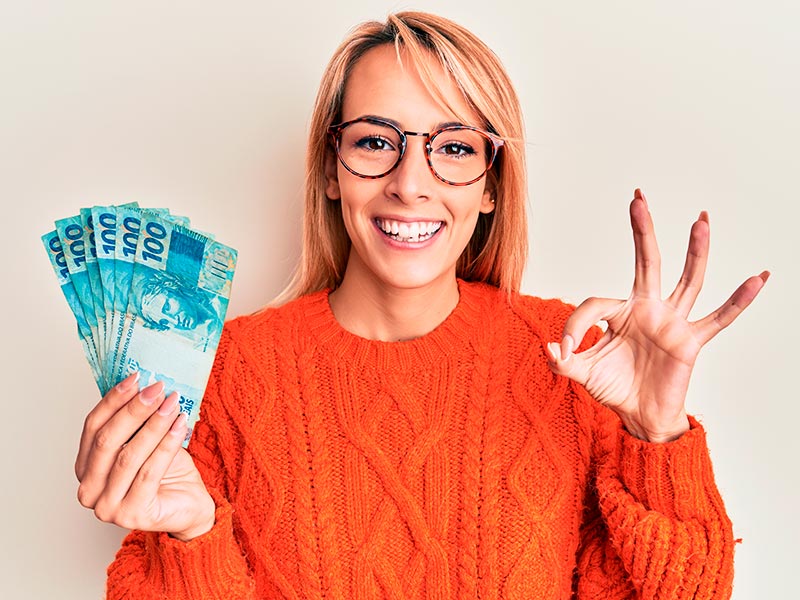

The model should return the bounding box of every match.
[360,114,467,131]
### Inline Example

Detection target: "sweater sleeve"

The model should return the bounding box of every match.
[105,326,258,599]
[520,296,735,598]
[574,404,736,600]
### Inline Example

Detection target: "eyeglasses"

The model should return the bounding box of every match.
[328,116,504,186]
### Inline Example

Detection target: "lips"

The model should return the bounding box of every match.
[374,218,443,243]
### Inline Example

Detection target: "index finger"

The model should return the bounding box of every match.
[75,372,140,481]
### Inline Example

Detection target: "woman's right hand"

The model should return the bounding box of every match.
[75,372,216,542]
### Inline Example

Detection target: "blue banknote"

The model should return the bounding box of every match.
[55,215,108,390]
[111,205,145,380]
[112,207,179,316]
[45,204,235,444]
[79,209,109,374]
[93,202,140,389]
[110,206,187,381]
[42,230,103,389]
[113,206,142,315]
[115,212,237,443]
[93,205,122,378]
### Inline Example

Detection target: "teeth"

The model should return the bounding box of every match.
[376,219,442,243]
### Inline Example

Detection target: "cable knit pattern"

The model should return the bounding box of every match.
[106,280,734,599]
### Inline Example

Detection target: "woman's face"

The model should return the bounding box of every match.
[326,44,495,294]
[141,287,199,330]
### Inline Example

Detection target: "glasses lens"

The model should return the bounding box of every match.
[429,128,492,184]
[337,121,402,177]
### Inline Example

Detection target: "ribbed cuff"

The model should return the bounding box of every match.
[615,416,720,520]
[145,488,254,598]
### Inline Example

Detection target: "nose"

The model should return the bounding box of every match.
[383,133,436,203]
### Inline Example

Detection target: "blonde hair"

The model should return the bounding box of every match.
[276,11,527,303]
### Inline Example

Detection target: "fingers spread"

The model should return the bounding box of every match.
[667,212,710,316]
[631,189,662,298]
[693,271,770,345]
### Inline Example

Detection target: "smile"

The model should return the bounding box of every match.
[375,218,443,243]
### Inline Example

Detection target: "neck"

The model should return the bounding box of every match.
[328,267,460,342]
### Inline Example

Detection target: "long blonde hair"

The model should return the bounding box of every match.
[276,11,527,303]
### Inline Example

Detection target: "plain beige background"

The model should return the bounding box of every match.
[1,1,797,598]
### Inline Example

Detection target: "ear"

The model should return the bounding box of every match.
[479,184,496,214]
[324,149,341,200]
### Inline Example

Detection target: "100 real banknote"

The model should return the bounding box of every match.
[43,204,237,444]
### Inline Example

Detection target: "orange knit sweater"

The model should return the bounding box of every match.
[106,281,735,599]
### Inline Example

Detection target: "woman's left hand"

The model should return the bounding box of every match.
[546,189,768,443]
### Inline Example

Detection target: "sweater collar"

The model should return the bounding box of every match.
[301,279,496,371]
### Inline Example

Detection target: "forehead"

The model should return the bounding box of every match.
[340,44,479,128]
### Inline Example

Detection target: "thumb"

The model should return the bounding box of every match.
[546,335,590,386]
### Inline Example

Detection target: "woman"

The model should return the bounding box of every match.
[75,12,767,599]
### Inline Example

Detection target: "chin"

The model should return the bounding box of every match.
[375,266,455,292]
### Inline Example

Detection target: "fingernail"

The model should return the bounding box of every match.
[170,412,188,435]
[634,188,642,200]
[760,270,771,282]
[158,391,180,416]
[116,371,140,392]
[561,335,575,361]
[140,381,165,405]
[547,342,560,362]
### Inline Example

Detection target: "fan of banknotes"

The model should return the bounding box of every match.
[42,203,237,444]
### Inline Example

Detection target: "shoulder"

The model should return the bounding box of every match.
[461,281,602,354]
[208,291,328,381]
[458,280,595,358]
[510,292,602,352]
[222,290,327,345]
[462,281,575,342]
[509,292,576,339]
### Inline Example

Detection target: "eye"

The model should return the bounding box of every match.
[439,142,475,157]
[431,130,481,160]
[355,135,396,152]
